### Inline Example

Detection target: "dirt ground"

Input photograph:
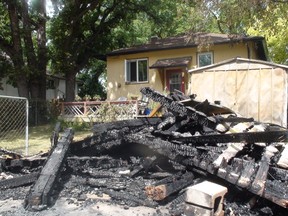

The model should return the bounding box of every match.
[0,195,170,216]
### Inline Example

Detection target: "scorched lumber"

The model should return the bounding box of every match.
[126,131,288,209]
[92,117,161,136]
[0,172,39,189]
[24,128,74,211]
[145,171,194,201]
[140,87,217,129]
[71,118,161,152]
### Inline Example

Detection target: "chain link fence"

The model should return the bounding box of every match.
[0,95,29,155]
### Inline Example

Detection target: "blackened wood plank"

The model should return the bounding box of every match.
[92,117,161,135]
[263,180,288,208]
[250,146,278,196]
[175,130,288,144]
[24,128,74,211]
[145,171,194,201]
[0,172,39,189]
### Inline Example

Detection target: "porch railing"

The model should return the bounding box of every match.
[59,100,140,122]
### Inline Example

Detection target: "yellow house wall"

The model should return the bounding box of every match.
[107,41,256,100]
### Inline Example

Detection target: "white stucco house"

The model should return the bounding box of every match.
[0,74,80,100]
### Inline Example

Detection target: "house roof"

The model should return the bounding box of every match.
[150,56,192,69]
[188,57,288,73]
[107,33,268,60]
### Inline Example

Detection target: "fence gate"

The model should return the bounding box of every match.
[0,95,29,156]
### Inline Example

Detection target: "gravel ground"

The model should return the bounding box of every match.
[0,194,170,216]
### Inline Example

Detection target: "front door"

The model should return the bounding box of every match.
[166,69,184,93]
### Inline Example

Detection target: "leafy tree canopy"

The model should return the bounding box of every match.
[48,0,181,101]
[77,60,107,100]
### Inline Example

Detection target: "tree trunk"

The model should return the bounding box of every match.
[65,72,77,102]
[37,0,48,100]
[17,76,29,98]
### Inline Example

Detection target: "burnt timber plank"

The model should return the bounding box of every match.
[126,131,288,208]
[173,130,288,144]
[263,180,288,208]
[0,172,39,189]
[145,171,194,201]
[140,87,217,129]
[70,118,161,152]
[92,117,161,135]
[250,146,278,196]
[24,128,74,211]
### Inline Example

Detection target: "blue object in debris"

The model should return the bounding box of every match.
[144,108,151,115]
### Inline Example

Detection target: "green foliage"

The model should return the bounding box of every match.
[196,0,288,64]
[95,102,137,122]
[247,3,288,64]
[77,60,107,100]
[57,119,91,132]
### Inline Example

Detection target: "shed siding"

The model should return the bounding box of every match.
[189,65,287,127]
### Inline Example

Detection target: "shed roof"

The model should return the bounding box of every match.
[107,33,267,60]
[188,57,288,73]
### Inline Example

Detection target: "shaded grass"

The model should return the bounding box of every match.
[0,124,93,156]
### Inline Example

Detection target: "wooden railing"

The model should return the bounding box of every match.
[59,100,140,122]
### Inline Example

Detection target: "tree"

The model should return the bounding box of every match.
[0,0,48,99]
[49,0,180,102]
[246,2,288,64]
[194,0,288,64]
[77,60,107,100]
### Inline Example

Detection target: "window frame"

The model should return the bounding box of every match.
[125,58,148,83]
[197,52,214,67]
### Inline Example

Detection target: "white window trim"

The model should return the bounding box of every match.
[125,58,148,83]
[197,52,213,67]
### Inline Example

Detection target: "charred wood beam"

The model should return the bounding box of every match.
[264,180,288,208]
[24,128,74,211]
[67,156,129,173]
[130,156,157,177]
[74,176,127,191]
[71,118,161,152]
[269,167,288,181]
[0,148,22,159]
[140,87,217,129]
[173,130,288,145]
[126,132,288,208]
[145,171,194,201]
[250,146,278,196]
[92,117,161,136]
[0,172,39,189]
[102,188,157,208]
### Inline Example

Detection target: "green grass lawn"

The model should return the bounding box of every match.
[0,124,93,156]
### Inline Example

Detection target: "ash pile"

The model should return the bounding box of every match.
[1,87,288,215]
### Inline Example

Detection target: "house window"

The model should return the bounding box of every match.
[125,59,148,83]
[198,52,213,67]
[47,79,56,89]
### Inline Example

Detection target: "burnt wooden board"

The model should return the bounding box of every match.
[24,128,74,210]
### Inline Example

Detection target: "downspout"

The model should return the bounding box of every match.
[246,42,251,59]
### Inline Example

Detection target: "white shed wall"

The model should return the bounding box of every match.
[189,65,287,127]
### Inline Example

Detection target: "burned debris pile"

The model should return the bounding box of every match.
[1,87,288,215]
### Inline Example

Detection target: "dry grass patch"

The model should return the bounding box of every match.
[0,124,93,156]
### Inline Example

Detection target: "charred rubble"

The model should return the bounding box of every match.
[0,87,288,215]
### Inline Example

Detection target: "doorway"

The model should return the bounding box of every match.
[166,69,185,93]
